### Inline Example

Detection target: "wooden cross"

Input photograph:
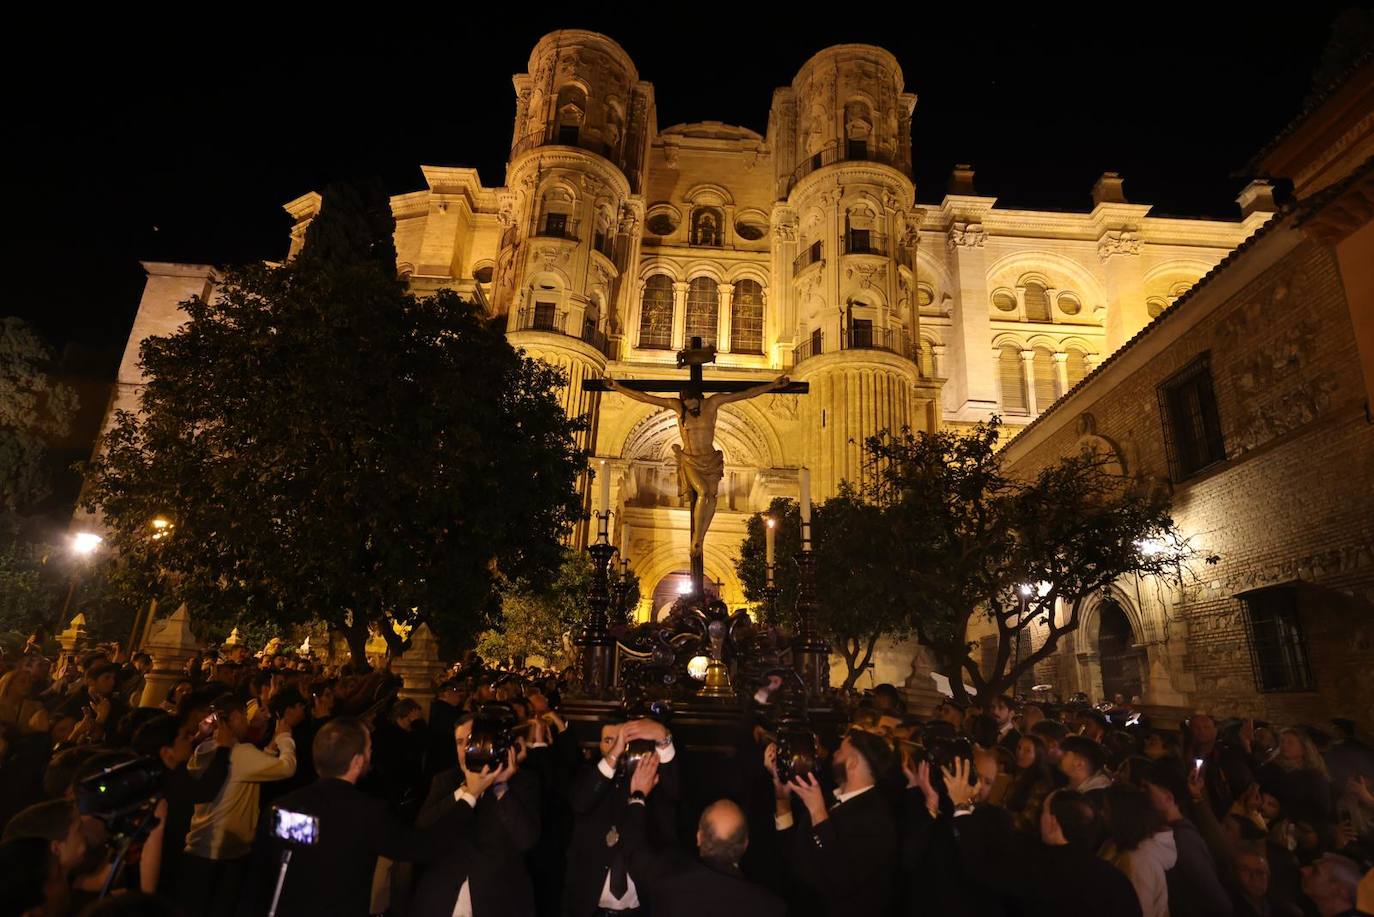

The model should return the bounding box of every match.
[583,337,808,596]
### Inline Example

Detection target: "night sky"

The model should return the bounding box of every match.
[4,8,1350,375]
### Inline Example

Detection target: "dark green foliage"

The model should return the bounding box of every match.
[295,178,399,276]
[737,486,912,689]
[0,317,79,531]
[82,194,585,664]
[860,419,1190,702]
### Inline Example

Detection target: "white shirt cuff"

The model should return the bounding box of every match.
[529,742,549,749]
[953,808,973,817]
[774,810,795,830]
[628,797,646,806]
[655,741,675,764]
[454,788,479,808]
[598,757,617,780]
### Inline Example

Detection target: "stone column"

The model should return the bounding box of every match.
[392,624,448,717]
[671,281,689,351]
[716,283,734,352]
[57,614,89,669]
[1053,351,1070,395]
[139,605,200,708]
[943,214,997,419]
[1021,349,1038,415]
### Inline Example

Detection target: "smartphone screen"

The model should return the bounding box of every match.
[271,807,320,845]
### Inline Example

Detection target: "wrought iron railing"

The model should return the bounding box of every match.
[535,216,581,241]
[790,326,914,368]
[786,141,904,194]
[842,230,889,256]
[510,128,616,163]
[512,307,611,358]
[792,240,823,276]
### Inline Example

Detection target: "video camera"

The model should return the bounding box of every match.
[464,701,518,772]
[618,700,673,778]
[75,756,166,838]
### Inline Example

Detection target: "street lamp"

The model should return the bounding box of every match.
[59,532,103,622]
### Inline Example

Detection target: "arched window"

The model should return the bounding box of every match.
[685,277,719,347]
[638,275,674,350]
[999,345,1028,415]
[844,100,873,160]
[1024,282,1051,322]
[691,208,723,246]
[1032,347,1058,411]
[555,85,587,145]
[918,338,936,378]
[539,188,576,239]
[1066,348,1089,387]
[730,279,764,354]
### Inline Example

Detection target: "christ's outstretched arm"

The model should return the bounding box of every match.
[707,375,791,407]
[603,377,681,411]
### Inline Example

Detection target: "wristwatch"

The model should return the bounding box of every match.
[953,801,976,814]
[629,790,647,803]
[655,732,673,748]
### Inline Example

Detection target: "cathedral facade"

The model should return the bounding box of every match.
[116,30,1274,675]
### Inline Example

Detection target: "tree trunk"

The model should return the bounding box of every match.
[338,617,370,669]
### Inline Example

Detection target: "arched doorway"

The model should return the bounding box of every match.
[1097,599,1146,702]
[649,571,720,621]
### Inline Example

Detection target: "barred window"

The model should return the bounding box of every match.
[1240,586,1314,692]
[999,345,1029,415]
[1158,353,1226,481]
[730,279,764,354]
[685,277,719,348]
[638,275,674,350]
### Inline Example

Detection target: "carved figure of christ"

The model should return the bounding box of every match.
[602,374,791,563]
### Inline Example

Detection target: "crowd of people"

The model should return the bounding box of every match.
[1,639,1372,917]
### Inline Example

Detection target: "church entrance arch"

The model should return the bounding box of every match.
[649,570,719,621]
[1097,598,1146,702]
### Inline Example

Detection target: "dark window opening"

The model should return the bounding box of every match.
[532,301,557,332]
[847,138,868,160]
[1241,586,1314,693]
[1158,353,1226,481]
[558,124,580,145]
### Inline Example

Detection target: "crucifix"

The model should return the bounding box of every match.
[585,337,808,596]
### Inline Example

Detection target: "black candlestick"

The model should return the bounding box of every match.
[791,549,829,701]
[575,541,619,697]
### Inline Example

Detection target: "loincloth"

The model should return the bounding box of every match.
[672,445,724,501]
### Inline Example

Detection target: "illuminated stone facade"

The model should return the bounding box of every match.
[996,56,1374,729]
[111,30,1277,684]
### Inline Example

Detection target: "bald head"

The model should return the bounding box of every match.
[697,799,748,866]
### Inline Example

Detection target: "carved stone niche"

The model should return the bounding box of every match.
[1074,412,1128,477]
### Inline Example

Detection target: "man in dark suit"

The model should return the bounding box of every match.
[252,716,470,917]
[565,715,681,917]
[768,728,898,917]
[989,694,1022,756]
[621,753,783,917]
[409,716,541,917]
